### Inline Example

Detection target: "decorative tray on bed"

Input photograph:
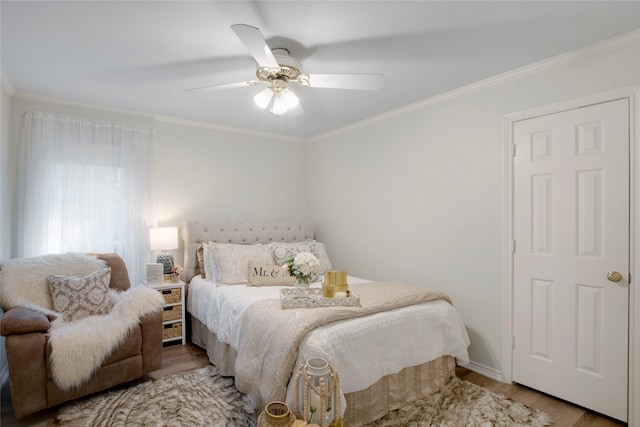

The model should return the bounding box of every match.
[280,287,360,309]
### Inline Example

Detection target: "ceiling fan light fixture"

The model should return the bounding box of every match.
[270,95,288,116]
[281,87,299,109]
[254,88,273,109]
[185,24,386,118]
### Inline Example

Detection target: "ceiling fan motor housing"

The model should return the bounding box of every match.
[256,48,303,82]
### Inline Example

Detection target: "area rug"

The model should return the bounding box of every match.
[54,366,551,426]
[368,376,552,427]
[53,366,257,426]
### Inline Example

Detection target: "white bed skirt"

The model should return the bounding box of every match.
[191,316,456,426]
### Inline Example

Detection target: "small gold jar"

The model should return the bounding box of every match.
[258,401,293,427]
[324,270,348,298]
[322,281,335,298]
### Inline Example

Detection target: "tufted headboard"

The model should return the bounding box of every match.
[181,220,315,282]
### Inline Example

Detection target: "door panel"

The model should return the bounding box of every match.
[513,99,629,421]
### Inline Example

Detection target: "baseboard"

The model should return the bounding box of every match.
[463,360,504,382]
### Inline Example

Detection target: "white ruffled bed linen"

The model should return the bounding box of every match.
[187,274,470,399]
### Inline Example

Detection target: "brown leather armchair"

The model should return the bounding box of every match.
[0,253,163,418]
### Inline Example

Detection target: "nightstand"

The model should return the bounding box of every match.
[147,281,186,345]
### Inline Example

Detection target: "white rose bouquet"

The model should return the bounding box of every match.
[283,252,320,284]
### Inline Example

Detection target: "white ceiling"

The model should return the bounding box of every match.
[2,1,639,139]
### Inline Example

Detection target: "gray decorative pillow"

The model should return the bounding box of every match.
[48,268,113,321]
[269,241,316,266]
[209,243,273,285]
[269,240,332,281]
[312,241,333,276]
[247,261,295,287]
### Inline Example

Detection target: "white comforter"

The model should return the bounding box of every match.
[187,275,470,399]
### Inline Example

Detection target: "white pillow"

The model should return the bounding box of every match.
[202,242,215,283]
[312,241,333,276]
[247,261,295,287]
[209,242,273,285]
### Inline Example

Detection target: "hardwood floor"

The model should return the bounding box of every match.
[0,343,626,426]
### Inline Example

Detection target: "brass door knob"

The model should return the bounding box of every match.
[607,271,623,282]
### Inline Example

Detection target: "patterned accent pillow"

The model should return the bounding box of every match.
[209,243,273,285]
[269,240,332,282]
[48,268,113,321]
[269,241,316,265]
[247,261,295,287]
[313,241,333,277]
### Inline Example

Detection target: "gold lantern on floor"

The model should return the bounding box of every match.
[293,357,342,427]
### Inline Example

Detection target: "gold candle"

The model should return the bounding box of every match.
[322,281,335,298]
[325,270,348,298]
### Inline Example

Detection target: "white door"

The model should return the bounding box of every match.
[512,98,629,421]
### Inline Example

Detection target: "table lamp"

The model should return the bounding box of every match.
[150,227,179,274]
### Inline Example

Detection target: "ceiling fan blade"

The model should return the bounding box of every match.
[231,24,280,69]
[184,81,261,92]
[303,73,384,90]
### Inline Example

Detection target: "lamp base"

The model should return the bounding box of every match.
[156,254,174,274]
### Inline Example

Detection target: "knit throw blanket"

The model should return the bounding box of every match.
[233,282,452,409]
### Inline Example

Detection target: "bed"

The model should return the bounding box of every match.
[181,220,470,426]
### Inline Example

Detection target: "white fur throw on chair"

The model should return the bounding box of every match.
[0,252,164,390]
[49,286,164,390]
[0,252,106,315]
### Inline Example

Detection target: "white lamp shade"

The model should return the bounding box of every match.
[281,87,299,109]
[270,95,288,115]
[254,88,273,109]
[149,227,179,251]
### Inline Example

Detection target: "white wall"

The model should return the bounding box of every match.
[1,74,12,262]
[0,72,13,386]
[153,120,307,224]
[307,35,640,373]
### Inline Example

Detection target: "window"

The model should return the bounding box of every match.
[18,111,156,284]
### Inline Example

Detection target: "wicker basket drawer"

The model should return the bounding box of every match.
[160,287,181,304]
[162,322,182,340]
[162,305,182,322]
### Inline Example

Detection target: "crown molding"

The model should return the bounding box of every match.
[310,29,640,142]
[10,91,305,142]
[12,91,155,120]
[153,114,305,143]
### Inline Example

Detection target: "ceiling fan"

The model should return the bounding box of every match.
[185,24,385,116]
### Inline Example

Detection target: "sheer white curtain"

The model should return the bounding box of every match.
[18,111,156,284]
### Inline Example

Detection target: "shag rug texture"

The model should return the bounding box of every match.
[54,366,257,427]
[368,377,552,427]
[54,366,552,427]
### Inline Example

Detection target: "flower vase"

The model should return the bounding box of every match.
[293,277,311,296]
